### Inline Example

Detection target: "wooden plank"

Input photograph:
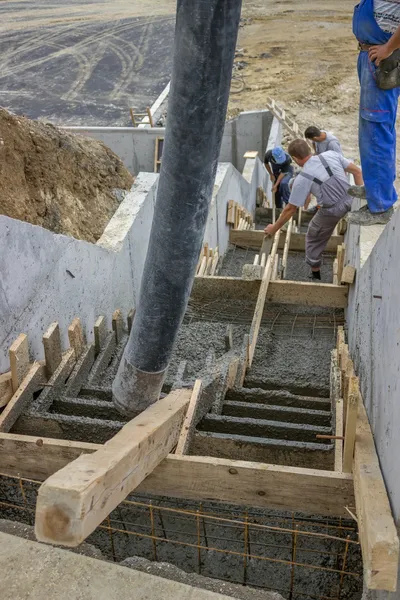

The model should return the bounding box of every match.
[354,401,399,591]
[0,363,46,432]
[197,256,207,277]
[68,318,84,360]
[0,373,13,409]
[141,455,354,518]
[341,265,356,285]
[343,376,359,473]
[230,229,343,253]
[333,259,339,285]
[243,150,258,159]
[175,380,202,455]
[192,276,347,307]
[34,389,191,547]
[210,251,219,276]
[205,255,213,276]
[94,316,108,355]
[112,309,124,344]
[281,217,293,279]
[127,309,136,333]
[42,323,62,378]
[9,334,30,393]
[0,433,354,518]
[249,231,280,366]
[266,280,348,308]
[272,254,279,280]
[337,244,345,283]
[335,398,344,473]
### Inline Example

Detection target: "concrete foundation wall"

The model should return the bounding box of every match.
[346,212,400,599]
[0,155,269,372]
[63,110,273,176]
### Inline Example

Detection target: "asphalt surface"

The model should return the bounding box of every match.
[0,2,175,125]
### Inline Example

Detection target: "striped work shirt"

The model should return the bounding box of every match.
[374,0,400,34]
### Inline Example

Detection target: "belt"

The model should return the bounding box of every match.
[358,42,375,51]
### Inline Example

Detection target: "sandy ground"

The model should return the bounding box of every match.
[228,1,362,162]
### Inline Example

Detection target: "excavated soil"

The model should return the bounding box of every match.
[0,108,133,241]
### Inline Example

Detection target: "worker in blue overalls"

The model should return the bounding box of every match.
[348,0,400,226]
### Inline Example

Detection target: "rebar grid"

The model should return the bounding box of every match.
[0,473,362,600]
[185,301,344,340]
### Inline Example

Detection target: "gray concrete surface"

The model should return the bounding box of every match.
[64,110,275,175]
[346,204,400,600]
[0,531,252,600]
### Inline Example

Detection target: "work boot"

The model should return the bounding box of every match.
[309,270,321,281]
[346,205,394,226]
[348,185,366,199]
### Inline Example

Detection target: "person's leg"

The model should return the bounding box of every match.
[348,52,399,224]
[306,211,341,280]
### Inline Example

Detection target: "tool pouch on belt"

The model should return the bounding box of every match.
[376,49,400,90]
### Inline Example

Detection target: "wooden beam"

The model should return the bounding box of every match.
[68,318,84,360]
[42,323,62,377]
[354,401,399,592]
[266,281,348,308]
[192,276,348,307]
[230,229,343,253]
[0,433,354,518]
[94,316,108,355]
[112,309,124,344]
[0,363,46,432]
[141,455,354,518]
[281,218,293,279]
[248,231,280,365]
[343,376,359,473]
[34,390,191,547]
[175,380,202,455]
[9,334,30,393]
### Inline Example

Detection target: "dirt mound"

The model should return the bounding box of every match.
[0,108,133,242]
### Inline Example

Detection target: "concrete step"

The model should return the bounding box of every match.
[191,431,333,469]
[222,401,331,427]
[243,377,330,398]
[225,388,331,411]
[50,397,128,422]
[198,414,331,444]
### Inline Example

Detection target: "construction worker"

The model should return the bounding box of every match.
[348,0,400,225]
[304,126,343,155]
[264,146,294,208]
[264,139,363,280]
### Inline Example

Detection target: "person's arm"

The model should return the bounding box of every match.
[264,203,297,236]
[369,25,400,64]
[264,161,276,183]
[272,171,285,192]
[345,163,363,186]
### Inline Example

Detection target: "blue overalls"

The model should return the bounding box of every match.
[353,0,400,212]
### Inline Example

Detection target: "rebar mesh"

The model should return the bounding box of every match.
[0,473,362,600]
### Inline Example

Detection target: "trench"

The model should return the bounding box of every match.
[0,210,363,599]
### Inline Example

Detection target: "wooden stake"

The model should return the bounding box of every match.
[43,323,62,378]
[175,381,202,455]
[68,319,84,360]
[341,265,356,285]
[281,217,293,279]
[94,317,108,356]
[0,362,46,433]
[112,309,124,344]
[9,334,30,394]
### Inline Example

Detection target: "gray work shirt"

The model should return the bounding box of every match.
[289,151,351,208]
[315,131,342,155]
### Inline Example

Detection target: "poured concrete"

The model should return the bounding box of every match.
[0,531,249,600]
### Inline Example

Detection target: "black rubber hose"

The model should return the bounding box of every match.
[113,0,243,416]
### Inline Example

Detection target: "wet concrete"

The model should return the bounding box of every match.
[285,251,334,283]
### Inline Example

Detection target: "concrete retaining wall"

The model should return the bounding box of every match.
[0,156,269,372]
[63,110,273,176]
[346,212,400,599]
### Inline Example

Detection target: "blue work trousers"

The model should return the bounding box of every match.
[358,51,400,212]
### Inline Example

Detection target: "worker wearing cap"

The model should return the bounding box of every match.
[304,126,343,156]
[348,0,400,226]
[264,140,363,280]
[264,146,294,208]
